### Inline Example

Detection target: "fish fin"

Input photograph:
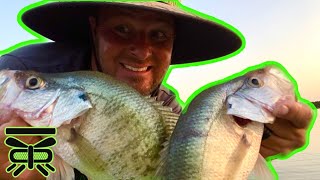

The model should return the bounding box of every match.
[145,96,180,138]
[145,96,180,140]
[57,125,110,179]
[144,95,152,99]
[70,129,107,170]
[160,107,180,139]
[47,155,75,180]
[145,96,179,178]
[144,95,157,102]
[248,154,274,180]
[155,140,170,178]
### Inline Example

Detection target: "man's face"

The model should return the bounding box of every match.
[90,7,175,95]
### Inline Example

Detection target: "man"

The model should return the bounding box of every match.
[0,1,313,179]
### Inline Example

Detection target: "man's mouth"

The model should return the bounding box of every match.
[122,64,150,72]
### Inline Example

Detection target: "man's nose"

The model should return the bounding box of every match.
[129,35,152,61]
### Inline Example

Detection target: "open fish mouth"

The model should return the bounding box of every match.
[232,115,252,127]
[7,89,91,127]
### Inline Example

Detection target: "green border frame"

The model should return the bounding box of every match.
[0,1,317,179]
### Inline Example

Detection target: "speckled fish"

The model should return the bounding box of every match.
[157,66,295,180]
[0,70,179,180]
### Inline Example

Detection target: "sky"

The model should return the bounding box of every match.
[1,0,320,177]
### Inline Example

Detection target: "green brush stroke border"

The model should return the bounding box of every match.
[0,1,50,56]
[1,0,316,179]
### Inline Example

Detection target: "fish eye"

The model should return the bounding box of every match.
[247,77,263,88]
[26,76,44,90]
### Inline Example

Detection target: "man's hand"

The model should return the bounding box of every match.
[0,117,45,180]
[260,96,314,158]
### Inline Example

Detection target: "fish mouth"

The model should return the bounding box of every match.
[232,115,252,127]
[14,96,59,126]
[227,92,275,124]
[235,92,273,112]
[40,99,59,123]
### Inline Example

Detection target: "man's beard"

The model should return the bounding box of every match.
[123,76,161,96]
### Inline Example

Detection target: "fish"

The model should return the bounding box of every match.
[0,70,179,179]
[157,66,295,180]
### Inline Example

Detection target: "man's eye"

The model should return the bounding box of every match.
[150,31,168,42]
[114,25,130,36]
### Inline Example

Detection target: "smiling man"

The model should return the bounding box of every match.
[0,1,313,179]
[90,7,175,96]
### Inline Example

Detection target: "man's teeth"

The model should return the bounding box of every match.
[123,64,148,72]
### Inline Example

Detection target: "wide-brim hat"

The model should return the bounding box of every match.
[21,1,243,65]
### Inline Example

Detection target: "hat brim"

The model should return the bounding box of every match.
[21,1,243,65]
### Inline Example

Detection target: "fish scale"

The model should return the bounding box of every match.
[165,84,237,179]
[0,70,179,179]
[50,72,168,179]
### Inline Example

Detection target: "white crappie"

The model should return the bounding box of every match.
[0,70,178,179]
[158,66,295,180]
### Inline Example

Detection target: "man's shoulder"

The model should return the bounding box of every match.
[0,42,90,72]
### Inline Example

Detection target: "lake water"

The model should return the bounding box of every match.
[272,152,320,179]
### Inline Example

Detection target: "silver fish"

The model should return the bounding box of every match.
[158,66,295,180]
[0,70,178,179]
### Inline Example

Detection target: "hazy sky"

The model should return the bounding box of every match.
[171,0,320,102]
[1,0,320,177]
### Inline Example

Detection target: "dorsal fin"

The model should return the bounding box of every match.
[144,96,180,138]
[155,140,170,178]
[248,154,274,180]
[144,96,180,178]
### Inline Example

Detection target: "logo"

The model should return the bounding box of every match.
[5,127,57,178]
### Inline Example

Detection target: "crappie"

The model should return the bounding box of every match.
[0,70,178,179]
[158,66,295,180]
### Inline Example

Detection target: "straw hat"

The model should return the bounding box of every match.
[21,1,243,64]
